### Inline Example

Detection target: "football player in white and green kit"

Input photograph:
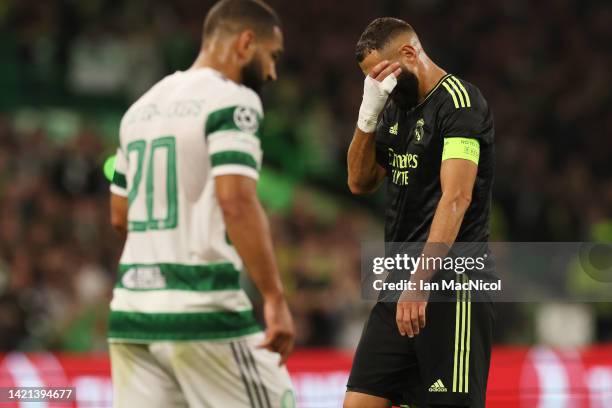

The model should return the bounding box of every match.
[107,1,295,407]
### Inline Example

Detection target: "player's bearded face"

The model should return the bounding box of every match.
[389,68,419,110]
[241,54,266,94]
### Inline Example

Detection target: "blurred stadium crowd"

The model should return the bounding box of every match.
[0,0,611,351]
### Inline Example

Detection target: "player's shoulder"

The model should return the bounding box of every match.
[434,74,489,115]
[119,72,182,131]
[200,70,263,137]
[164,68,262,112]
[201,70,263,115]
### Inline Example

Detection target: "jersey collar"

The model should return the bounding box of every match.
[411,73,452,111]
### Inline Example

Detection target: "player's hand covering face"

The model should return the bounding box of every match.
[356,60,401,133]
[359,51,420,111]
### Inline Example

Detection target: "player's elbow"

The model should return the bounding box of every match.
[215,175,259,222]
[110,207,127,235]
[348,166,384,195]
[110,194,128,238]
[442,190,472,212]
[111,221,127,239]
[217,188,256,222]
[348,182,367,195]
[110,213,125,230]
[218,197,247,221]
[348,178,374,195]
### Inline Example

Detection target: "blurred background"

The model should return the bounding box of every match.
[0,0,611,406]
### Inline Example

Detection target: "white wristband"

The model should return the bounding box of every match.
[357,113,378,133]
[357,75,397,133]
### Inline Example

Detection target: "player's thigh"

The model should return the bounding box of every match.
[415,293,494,408]
[343,390,391,408]
[240,333,295,408]
[160,334,295,408]
[109,342,187,408]
[347,302,424,405]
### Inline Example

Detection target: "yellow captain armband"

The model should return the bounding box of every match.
[442,137,480,165]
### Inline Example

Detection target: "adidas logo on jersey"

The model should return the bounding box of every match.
[429,379,448,393]
[389,122,399,135]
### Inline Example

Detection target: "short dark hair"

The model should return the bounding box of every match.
[355,17,414,63]
[203,0,280,39]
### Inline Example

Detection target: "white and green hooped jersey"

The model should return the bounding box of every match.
[108,68,264,342]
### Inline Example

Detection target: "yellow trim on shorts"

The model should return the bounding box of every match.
[452,274,472,394]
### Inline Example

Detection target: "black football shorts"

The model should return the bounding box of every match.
[347,278,495,407]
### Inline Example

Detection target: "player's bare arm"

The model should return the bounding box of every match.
[110,193,128,241]
[347,60,400,195]
[215,174,295,365]
[396,158,478,337]
[347,128,387,194]
[428,158,478,244]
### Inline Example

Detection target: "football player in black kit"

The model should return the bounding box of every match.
[344,18,496,408]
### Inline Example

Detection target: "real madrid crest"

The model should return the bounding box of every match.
[414,118,425,142]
